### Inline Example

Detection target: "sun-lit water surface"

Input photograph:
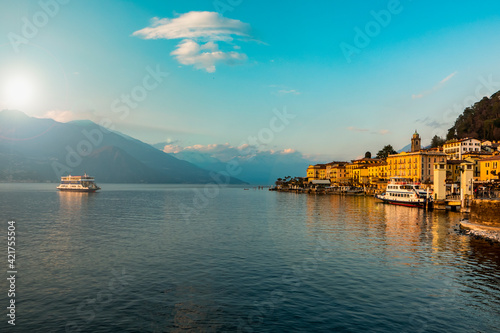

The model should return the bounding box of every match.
[0,184,499,332]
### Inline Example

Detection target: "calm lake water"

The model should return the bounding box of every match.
[1,184,499,332]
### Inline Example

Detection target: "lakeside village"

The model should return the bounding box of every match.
[271,131,500,242]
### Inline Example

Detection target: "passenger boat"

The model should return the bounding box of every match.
[342,186,364,195]
[327,186,364,195]
[57,174,101,192]
[375,177,431,208]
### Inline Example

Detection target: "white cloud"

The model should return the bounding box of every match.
[133,11,252,72]
[163,144,184,153]
[39,110,96,123]
[440,71,457,84]
[268,85,301,96]
[132,12,249,40]
[164,143,303,162]
[277,89,301,95]
[171,39,247,73]
[412,71,458,99]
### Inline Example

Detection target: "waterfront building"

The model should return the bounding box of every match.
[306,164,327,181]
[446,160,466,183]
[481,140,500,153]
[479,155,500,181]
[443,138,481,160]
[347,157,382,185]
[368,162,388,184]
[327,162,348,185]
[387,151,446,183]
[463,151,494,178]
[387,132,447,183]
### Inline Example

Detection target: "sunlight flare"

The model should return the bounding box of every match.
[2,74,37,110]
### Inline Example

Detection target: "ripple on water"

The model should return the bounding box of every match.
[1,184,499,332]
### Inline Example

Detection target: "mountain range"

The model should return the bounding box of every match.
[152,143,311,184]
[0,110,245,184]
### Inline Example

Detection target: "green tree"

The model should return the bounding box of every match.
[376,145,397,159]
[446,128,454,140]
[430,135,446,148]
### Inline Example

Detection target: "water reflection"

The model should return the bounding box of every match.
[57,191,97,214]
[299,194,500,332]
[5,185,500,332]
[302,195,476,261]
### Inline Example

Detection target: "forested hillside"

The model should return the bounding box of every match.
[447,91,500,140]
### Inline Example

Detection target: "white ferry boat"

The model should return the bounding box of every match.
[57,174,101,192]
[375,177,431,208]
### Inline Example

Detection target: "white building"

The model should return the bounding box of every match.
[443,138,481,160]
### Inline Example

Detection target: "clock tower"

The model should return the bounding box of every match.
[411,130,421,152]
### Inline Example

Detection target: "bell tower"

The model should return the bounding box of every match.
[411,130,421,152]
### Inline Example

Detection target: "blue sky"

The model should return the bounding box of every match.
[1,0,500,162]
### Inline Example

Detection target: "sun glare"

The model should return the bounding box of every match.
[1,74,37,110]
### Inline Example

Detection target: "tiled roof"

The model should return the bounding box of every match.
[480,155,500,162]
[351,157,381,163]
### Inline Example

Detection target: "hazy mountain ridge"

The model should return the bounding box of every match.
[155,143,311,184]
[0,110,245,184]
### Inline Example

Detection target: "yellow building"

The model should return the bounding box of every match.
[463,152,493,178]
[346,157,382,185]
[385,131,447,183]
[387,150,447,183]
[479,155,500,181]
[306,164,327,181]
[327,162,348,185]
[445,160,465,183]
[353,167,369,185]
[368,162,388,184]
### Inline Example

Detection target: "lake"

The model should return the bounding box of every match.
[1,183,499,332]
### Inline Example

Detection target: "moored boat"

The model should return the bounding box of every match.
[57,174,101,192]
[375,177,431,208]
[343,186,364,195]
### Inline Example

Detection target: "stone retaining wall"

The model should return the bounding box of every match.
[470,199,500,228]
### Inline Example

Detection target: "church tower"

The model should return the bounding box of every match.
[411,130,421,152]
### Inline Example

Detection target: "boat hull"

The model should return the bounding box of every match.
[57,187,101,192]
[375,195,426,208]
